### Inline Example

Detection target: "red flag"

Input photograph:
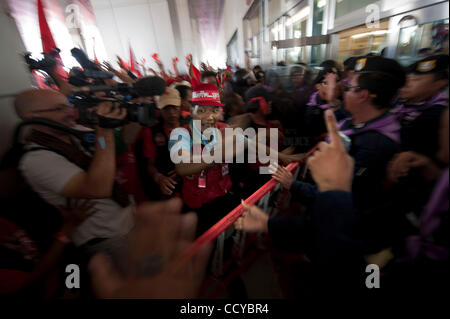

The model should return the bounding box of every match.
[32,70,48,89]
[37,0,68,80]
[152,53,160,63]
[129,44,143,78]
[92,37,99,64]
[172,57,179,75]
[191,64,202,89]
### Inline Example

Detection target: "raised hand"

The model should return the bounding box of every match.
[96,102,127,128]
[102,61,116,73]
[200,62,208,72]
[148,68,158,76]
[116,56,128,70]
[186,54,192,67]
[308,109,354,192]
[324,73,340,106]
[387,151,439,183]
[89,199,212,298]
[97,102,127,120]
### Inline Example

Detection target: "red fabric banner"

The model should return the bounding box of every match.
[129,44,143,78]
[37,0,68,80]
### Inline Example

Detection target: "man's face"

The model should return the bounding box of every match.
[315,74,341,101]
[400,73,446,102]
[161,105,180,124]
[343,74,364,115]
[29,91,77,127]
[291,73,304,88]
[193,105,221,131]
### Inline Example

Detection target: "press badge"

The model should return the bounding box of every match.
[198,170,206,188]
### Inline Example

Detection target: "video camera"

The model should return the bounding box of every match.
[69,75,167,127]
[23,47,167,128]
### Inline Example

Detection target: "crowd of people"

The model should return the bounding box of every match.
[0,46,448,298]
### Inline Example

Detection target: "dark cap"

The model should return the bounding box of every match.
[320,59,340,70]
[406,54,449,75]
[255,71,265,81]
[343,56,360,71]
[313,65,340,85]
[290,64,308,77]
[245,85,270,102]
[245,85,270,113]
[354,56,406,89]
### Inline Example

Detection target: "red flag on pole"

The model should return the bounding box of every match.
[92,37,99,64]
[129,44,143,78]
[191,64,202,88]
[37,0,68,80]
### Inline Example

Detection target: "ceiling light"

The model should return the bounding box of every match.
[287,6,310,26]
[351,30,389,39]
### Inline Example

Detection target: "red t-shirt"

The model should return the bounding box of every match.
[140,126,173,159]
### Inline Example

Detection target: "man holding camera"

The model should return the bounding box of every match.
[15,89,134,254]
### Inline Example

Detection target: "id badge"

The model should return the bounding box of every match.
[198,170,206,188]
[222,164,229,176]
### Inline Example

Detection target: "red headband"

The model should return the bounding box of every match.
[249,97,269,115]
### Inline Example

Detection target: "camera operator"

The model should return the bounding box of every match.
[15,89,134,256]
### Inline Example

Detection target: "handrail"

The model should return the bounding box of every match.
[181,145,318,261]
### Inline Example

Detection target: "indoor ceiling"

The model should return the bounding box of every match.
[188,0,225,47]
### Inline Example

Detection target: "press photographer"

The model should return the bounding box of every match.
[15,89,135,253]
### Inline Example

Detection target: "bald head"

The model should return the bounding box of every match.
[14,89,67,119]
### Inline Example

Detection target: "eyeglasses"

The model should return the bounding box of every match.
[32,104,73,113]
[321,79,341,86]
[343,84,361,92]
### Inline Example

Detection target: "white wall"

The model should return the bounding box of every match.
[0,0,34,158]
[214,0,252,68]
[91,0,196,72]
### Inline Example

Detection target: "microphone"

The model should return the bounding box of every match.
[71,76,167,97]
[134,76,167,96]
[71,48,100,71]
